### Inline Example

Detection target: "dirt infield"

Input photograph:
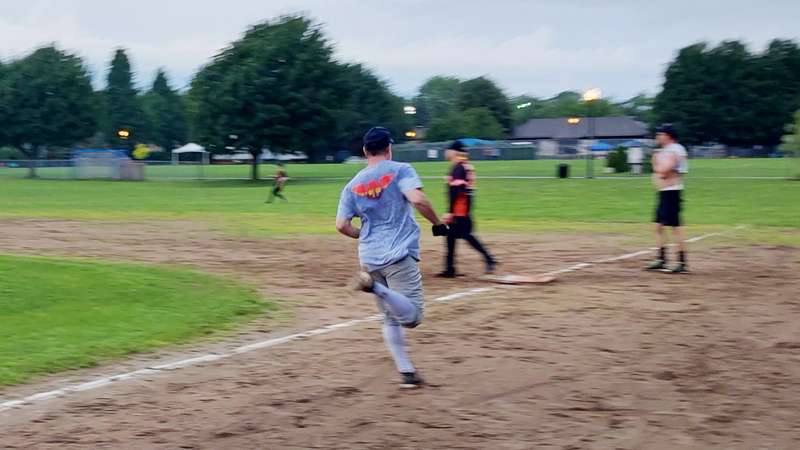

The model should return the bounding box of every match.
[1,219,799,449]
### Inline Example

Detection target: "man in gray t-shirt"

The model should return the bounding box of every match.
[336,127,447,389]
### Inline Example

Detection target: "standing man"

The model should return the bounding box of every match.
[336,127,448,389]
[439,140,497,278]
[647,124,689,273]
[266,163,288,203]
[628,145,644,176]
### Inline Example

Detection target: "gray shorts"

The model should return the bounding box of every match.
[369,256,424,327]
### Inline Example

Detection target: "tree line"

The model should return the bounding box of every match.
[1,14,799,178]
[655,39,800,147]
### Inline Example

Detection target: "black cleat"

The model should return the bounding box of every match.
[646,259,666,271]
[400,372,424,389]
[436,271,457,279]
[486,260,498,275]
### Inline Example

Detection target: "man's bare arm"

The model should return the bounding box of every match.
[403,188,442,225]
[335,217,360,239]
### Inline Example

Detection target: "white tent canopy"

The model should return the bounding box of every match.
[172,143,209,165]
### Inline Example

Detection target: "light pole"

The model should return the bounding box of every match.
[582,88,602,179]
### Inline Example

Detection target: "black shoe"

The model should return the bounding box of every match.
[400,372,424,389]
[436,271,456,279]
[646,259,666,270]
[486,260,498,274]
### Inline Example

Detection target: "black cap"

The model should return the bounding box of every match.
[363,127,394,152]
[655,123,678,140]
[450,139,466,152]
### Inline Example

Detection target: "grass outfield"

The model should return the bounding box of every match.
[0,254,271,387]
[1,157,797,179]
[1,160,798,237]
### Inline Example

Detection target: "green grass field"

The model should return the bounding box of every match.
[1,156,798,179]
[1,158,798,386]
[1,159,798,234]
[0,255,270,387]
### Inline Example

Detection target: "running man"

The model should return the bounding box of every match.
[266,163,288,203]
[647,124,689,273]
[439,140,496,278]
[336,127,448,389]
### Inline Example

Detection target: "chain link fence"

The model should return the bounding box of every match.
[2,141,795,181]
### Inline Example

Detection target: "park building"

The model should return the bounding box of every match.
[512,116,649,157]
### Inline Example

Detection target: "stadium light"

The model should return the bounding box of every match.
[117,129,131,140]
[404,106,417,115]
[405,130,418,138]
[567,117,581,125]
[582,88,602,102]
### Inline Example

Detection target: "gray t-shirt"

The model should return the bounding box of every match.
[337,160,423,271]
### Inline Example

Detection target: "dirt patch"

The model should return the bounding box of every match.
[1,219,799,449]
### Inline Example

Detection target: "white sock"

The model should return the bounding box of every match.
[383,323,415,374]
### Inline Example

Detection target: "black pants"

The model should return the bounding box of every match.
[445,216,493,273]
[267,185,286,202]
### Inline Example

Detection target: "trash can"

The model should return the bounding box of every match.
[557,163,570,179]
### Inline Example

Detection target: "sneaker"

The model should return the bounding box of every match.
[669,262,689,274]
[646,259,666,270]
[350,272,374,293]
[400,372,424,389]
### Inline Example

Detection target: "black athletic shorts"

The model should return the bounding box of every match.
[655,190,683,227]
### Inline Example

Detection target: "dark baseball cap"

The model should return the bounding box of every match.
[450,139,467,152]
[363,127,394,152]
[655,123,678,140]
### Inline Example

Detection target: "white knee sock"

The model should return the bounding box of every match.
[373,282,417,324]
[383,323,415,374]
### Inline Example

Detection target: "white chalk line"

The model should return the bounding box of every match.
[0,226,743,413]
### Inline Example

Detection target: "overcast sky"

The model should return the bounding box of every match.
[1,0,799,100]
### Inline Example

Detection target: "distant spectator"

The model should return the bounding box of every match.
[628,146,644,175]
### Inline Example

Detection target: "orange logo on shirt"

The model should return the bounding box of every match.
[352,173,395,199]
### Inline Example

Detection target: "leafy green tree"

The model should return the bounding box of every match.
[461,107,504,139]
[511,91,626,125]
[104,49,146,148]
[654,43,719,144]
[457,76,512,131]
[617,94,655,125]
[655,39,800,147]
[426,107,504,141]
[750,40,800,146]
[426,111,466,142]
[537,91,585,118]
[0,46,96,177]
[511,95,544,125]
[142,69,188,156]
[330,63,410,154]
[413,76,461,126]
[190,16,406,178]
